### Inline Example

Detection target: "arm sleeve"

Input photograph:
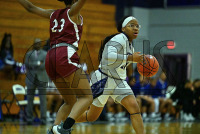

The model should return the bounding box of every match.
[103,41,128,62]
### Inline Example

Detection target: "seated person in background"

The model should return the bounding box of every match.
[105,97,129,122]
[0,33,16,79]
[0,33,24,80]
[46,81,63,122]
[193,79,200,118]
[130,75,159,121]
[170,81,186,120]
[0,33,15,66]
[132,75,149,95]
[181,80,195,121]
[150,71,173,121]
[128,76,141,108]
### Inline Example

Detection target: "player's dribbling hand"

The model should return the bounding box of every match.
[131,52,144,63]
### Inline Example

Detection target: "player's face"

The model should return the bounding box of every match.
[33,42,41,50]
[122,19,140,41]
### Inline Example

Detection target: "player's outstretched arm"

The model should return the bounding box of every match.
[69,0,87,16]
[18,0,54,18]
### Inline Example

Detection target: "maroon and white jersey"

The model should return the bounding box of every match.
[50,8,83,48]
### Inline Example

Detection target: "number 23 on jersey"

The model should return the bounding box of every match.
[51,19,65,32]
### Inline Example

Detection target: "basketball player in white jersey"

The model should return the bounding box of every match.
[76,16,145,134]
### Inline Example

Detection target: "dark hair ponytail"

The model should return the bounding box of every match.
[58,0,73,6]
[98,34,119,62]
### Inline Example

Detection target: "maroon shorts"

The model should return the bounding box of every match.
[45,46,80,80]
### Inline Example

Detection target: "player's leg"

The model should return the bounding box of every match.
[75,69,110,123]
[47,77,76,133]
[113,81,145,134]
[121,95,145,134]
[50,77,76,126]
[76,104,104,123]
[63,69,93,120]
[79,95,110,122]
[53,69,93,133]
[53,95,63,117]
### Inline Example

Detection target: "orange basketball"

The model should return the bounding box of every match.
[137,55,159,77]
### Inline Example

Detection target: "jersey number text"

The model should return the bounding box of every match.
[51,19,65,32]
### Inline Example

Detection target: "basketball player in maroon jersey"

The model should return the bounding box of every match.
[18,0,93,133]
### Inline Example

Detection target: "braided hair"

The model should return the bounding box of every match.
[98,16,130,62]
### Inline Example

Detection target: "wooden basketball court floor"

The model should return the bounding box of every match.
[0,121,199,134]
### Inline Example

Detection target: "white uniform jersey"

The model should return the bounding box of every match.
[99,33,135,80]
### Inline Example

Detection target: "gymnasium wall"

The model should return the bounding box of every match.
[149,8,200,80]
[129,7,199,80]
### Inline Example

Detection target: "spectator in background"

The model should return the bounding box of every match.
[144,78,161,121]
[0,33,14,65]
[0,33,16,79]
[130,76,159,122]
[129,76,140,95]
[25,38,49,125]
[155,71,173,121]
[182,80,195,121]
[105,97,129,123]
[43,38,50,52]
[156,71,168,97]
[170,82,184,120]
[193,79,200,118]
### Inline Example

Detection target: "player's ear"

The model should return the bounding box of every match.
[122,27,125,32]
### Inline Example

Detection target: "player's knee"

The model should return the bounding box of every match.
[79,95,93,104]
[127,101,140,113]
[64,101,76,107]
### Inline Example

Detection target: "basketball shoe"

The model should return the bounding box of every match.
[53,121,72,134]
